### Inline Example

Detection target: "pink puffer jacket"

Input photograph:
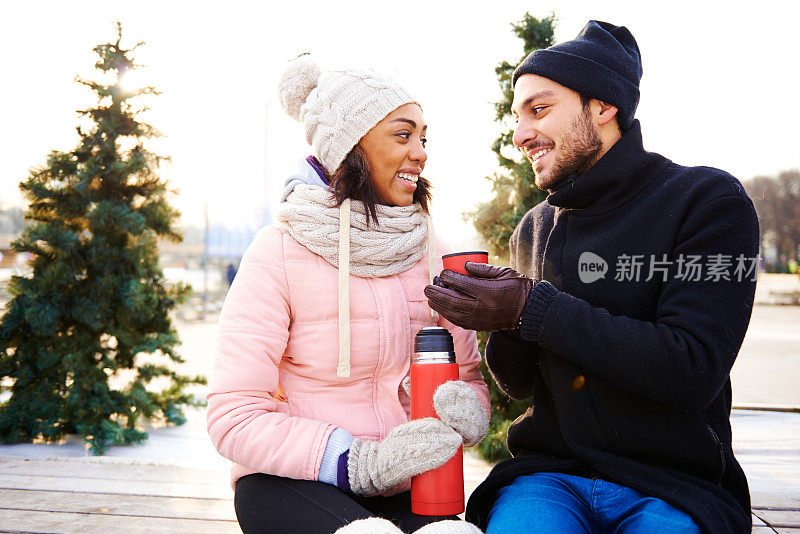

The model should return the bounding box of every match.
[207,225,489,487]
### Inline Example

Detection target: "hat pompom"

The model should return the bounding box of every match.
[278,55,321,121]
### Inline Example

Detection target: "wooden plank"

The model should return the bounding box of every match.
[0,508,239,534]
[0,457,230,486]
[734,404,800,413]
[753,528,800,534]
[751,491,800,511]
[758,509,800,528]
[0,487,236,521]
[736,411,800,510]
[3,439,797,533]
[0,472,231,500]
[752,513,767,526]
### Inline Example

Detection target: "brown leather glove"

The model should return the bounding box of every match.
[424,262,535,331]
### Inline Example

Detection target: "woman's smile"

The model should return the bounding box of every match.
[359,103,427,207]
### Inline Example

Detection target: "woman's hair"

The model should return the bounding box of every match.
[327,145,431,226]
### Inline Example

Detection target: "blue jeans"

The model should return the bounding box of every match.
[486,472,701,534]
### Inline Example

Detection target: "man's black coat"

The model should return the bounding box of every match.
[466,121,759,534]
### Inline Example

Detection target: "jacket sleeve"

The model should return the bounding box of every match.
[484,329,539,400]
[481,223,542,400]
[520,194,759,412]
[206,226,334,481]
[439,315,490,416]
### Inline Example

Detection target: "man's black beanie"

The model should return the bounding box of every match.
[513,20,642,130]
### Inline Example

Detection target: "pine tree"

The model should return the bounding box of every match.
[472,14,556,462]
[469,13,556,261]
[0,23,205,454]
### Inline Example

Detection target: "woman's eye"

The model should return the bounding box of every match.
[397,132,411,140]
[420,138,427,148]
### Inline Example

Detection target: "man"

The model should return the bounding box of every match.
[425,21,758,534]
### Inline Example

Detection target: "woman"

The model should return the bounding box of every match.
[206,57,490,534]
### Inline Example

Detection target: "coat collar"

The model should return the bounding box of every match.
[546,120,659,213]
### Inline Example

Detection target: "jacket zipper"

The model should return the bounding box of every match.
[707,424,726,486]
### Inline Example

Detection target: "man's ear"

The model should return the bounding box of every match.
[596,101,619,126]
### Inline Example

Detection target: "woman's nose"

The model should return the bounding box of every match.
[410,138,428,165]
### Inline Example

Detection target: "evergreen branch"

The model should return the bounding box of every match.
[0,22,203,453]
[467,13,556,462]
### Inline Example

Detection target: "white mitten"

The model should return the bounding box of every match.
[335,517,403,534]
[401,375,411,396]
[348,418,461,496]
[334,518,483,534]
[433,381,489,447]
[414,520,484,534]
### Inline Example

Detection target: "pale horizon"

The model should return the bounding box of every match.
[2,1,798,250]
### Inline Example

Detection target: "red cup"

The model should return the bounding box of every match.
[441,251,489,275]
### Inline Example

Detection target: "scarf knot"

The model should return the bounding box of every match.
[277,184,428,277]
[277,183,437,378]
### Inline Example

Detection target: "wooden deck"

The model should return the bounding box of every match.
[0,409,798,533]
[0,457,238,533]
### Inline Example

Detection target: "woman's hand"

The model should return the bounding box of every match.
[347,418,461,496]
[433,381,489,447]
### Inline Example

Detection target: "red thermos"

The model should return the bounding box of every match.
[410,326,464,516]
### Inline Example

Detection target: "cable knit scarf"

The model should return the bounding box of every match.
[277,183,437,378]
[277,184,428,277]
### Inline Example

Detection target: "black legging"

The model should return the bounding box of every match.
[234,473,459,533]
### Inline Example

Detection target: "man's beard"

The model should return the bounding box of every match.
[534,106,603,191]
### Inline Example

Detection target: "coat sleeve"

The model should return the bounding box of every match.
[439,315,490,416]
[522,194,759,412]
[481,223,542,400]
[206,226,334,481]
[484,329,539,400]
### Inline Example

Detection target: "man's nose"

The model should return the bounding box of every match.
[513,120,534,149]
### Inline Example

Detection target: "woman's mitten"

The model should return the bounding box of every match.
[414,520,484,534]
[334,517,403,533]
[348,417,461,496]
[433,381,489,447]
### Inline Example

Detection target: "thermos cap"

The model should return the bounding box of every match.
[413,327,455,364]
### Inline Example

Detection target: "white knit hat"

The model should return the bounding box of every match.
[278,55,416,173]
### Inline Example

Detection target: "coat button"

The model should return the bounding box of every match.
[572,375,586,390]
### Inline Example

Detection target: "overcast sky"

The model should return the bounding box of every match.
[1,1,798,248]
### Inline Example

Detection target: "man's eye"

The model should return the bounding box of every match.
[421,138,427,148]
[532,106,547,116]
